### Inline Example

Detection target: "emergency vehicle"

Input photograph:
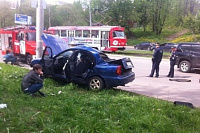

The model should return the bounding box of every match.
[0,25,37,64]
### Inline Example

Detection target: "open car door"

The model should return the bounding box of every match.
[41,46,53,76]
[66,50,95,84]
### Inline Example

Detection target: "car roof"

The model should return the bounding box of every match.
[68,45,104,63]
[70,45,100,53]
[178,42,200,45]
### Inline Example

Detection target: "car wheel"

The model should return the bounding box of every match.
[88,76,105,90]
[135,47,138,50]
[147,47,151,51]
[26,54,33,65]
[179,61,191,73]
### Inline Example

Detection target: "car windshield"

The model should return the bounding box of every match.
[113,31,125,38]
[26,32,36,41]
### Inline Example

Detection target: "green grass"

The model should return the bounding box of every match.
[127,27,184,46]
[1,63,200,132]
[114,50,171,58]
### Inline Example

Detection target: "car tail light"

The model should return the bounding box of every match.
[116,65,122,75]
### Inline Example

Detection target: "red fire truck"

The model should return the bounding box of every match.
[0,25,37,64]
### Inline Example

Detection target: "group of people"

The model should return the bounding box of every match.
[149,43,177,78]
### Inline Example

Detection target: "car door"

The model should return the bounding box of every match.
[41,46,53,76]
[190,44,200,67]
[67,50,95,84]
[64,50,80,82]
[53,49,75,77]
[144,42,150,49]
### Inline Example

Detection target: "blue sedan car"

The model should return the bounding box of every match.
[31,45,135,90]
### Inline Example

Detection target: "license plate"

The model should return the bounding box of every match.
[127,62,133,68]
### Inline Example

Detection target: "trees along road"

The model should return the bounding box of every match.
[109,54,200,107]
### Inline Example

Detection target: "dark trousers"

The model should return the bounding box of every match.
[168,61,175,77]
[24,83,43,94]
[150,61,161,77]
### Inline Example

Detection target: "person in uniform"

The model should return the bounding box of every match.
[149,43,163,77]
[167,47,177,78]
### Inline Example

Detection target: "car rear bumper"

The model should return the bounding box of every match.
[104,72,135,88]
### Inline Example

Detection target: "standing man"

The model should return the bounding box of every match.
[167,47,177,78]
[149,43,163,77]
[21,64,45,96]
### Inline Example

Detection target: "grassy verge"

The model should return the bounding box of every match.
[127,27,182,46]
[113,50,171,58]
[0,63,200,132]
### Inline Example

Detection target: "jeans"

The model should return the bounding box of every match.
[3,54,17,64]
[25,83,43,94]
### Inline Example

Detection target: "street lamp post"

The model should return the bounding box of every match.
[36,0,44,58]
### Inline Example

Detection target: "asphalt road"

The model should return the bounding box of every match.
[1,50,200,107]
[109,54,200,107]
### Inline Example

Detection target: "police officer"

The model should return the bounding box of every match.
[167,47,177,78]
[149,43,163,77]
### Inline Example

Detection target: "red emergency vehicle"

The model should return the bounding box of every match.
[0,25,37,64]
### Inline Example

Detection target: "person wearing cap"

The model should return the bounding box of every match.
[149,43,163,77]
[167,47,177,78]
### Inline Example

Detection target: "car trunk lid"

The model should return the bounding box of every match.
[107,58,134,74]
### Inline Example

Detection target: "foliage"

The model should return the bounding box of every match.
[128,27,181,45]
[1,63,200,132]
[0,1,15,27]
[113,50,171,58]
[171,35,200,43]
[1,0,200,37]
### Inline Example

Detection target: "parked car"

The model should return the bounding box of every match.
[151,43,177,52]
[175,42,200,73]
[134,42,155,50]
[31,45,135,90]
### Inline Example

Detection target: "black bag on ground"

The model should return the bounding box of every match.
[174,101,194,109]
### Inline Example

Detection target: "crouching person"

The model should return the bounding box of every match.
[21,64,45,96]
[3,50,17,65]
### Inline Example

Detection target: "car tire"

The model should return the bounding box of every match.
[88,76,105,90]
[135,47,138,50]
[179,61,191,73]
[147,47,151,51]
[26,54,33,65]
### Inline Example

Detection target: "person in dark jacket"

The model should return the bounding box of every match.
[167,47,177,78]
[149,43,163,77]
[21,64,44,96]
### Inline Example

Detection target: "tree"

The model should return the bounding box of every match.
[183,13,200,40]
[150,0,171,35]
[134,0,151,32]
[0,1,14,28]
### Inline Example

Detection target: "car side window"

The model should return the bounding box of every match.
[56,50,74,59]
[178,44,191,52]
[54,50,74,64]
[191,45,200,53]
